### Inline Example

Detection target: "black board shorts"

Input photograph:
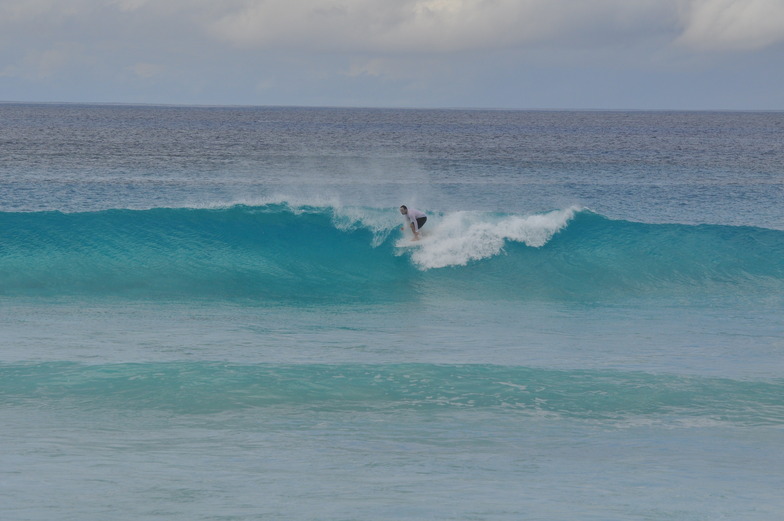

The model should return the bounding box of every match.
[416,216,427,230]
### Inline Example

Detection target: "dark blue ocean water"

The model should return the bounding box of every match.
[1,104,783,520]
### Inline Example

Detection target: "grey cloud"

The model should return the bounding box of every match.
[207,0,678,53]
[2,0,782,57]
[1,0,782,109]
[677,0,784,51]
[205,0,784,53]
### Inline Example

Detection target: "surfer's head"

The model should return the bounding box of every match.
[399,205,408,215]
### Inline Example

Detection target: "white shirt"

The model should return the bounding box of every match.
[403,208,426,231]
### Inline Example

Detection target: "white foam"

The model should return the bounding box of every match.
[399,207,579,269]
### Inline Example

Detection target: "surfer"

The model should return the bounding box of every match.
[399,205,427,240]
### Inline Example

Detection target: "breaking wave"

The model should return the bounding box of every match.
[1,203,782,301]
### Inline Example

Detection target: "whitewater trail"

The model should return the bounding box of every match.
[396,207,579,269]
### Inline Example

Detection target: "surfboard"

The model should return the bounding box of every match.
[396,230,431,247]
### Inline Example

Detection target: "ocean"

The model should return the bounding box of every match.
[1,104,782,520]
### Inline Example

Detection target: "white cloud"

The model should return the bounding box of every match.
[0,0,781,108]
[2,0,782,58]
[205,0,784,54]
[677,0,784,51]
[206,0,675,53]
[1,0,782,102]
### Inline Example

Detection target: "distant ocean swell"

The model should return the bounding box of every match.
[2,362,782,425]
[1,203,782,300]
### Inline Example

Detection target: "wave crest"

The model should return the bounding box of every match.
[400,207,578,269]
[1,203,782,300]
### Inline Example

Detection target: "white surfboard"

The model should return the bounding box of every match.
[396,230,432,247]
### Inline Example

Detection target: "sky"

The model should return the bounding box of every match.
[1,0,783,110]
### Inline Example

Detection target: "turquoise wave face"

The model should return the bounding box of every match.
[1,204,782,300]
[2,362,783,425]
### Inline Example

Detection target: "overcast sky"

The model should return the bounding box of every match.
[1,0,783,109]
